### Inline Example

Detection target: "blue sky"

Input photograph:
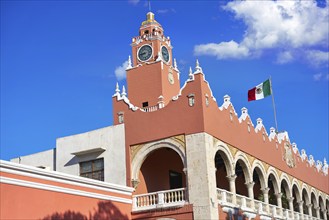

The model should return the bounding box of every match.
[1,0,328,164]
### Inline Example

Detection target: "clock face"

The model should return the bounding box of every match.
[161,46,170,62]
[138,45,153,61]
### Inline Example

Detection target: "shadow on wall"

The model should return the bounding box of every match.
[42,201,129,220]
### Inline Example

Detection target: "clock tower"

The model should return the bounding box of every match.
[126,12,180,109]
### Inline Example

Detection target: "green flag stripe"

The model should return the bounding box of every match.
[262,79,271,97]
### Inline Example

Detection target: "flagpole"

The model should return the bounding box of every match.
[270,75,279,133]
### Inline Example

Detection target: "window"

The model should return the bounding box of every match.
[169,170,182,189]
[142,102,149,107]
[187,94,195,107]
[80,158,104,181]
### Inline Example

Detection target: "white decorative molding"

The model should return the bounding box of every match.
[0,160,134,195]
[322,158,328,175]
[301,149,307,161]
[255,118,263,133]
[292,143,298,154]
[308,155,315,167]
[219,95,231,110]
[316,160,322,172]
[0,176,132,204]
[268,127,276,141]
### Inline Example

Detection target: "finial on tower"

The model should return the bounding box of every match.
[148,0,152,12]
[189,67,193,79]
[127,55,132,69]
[115,82,120,94]
[121,85,127,97]
[195,59,203,73]
[174,58,178,69]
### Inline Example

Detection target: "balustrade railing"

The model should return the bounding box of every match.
[141,105,159,112]
[216,188,322,220]
[132,188,186,211]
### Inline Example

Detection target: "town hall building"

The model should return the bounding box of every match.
[1,11,328,220]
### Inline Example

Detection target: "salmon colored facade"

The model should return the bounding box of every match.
[2,11,329,220]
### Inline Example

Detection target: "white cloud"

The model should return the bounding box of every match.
[276,51,294,64]
[194,40,249,59]
[305,50,329,67]
[313,73,329,81]
[128,0,139,5]
[114,61,129,81]
[194,0,329,64]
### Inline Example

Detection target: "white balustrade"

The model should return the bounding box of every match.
[141,105,159,112]
[217,187,323,220]
[132,188,186,212]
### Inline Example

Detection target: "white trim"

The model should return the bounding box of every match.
[0,160,134,195]
[0,176,132,204]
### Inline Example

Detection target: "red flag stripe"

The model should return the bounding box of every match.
[248,87,256,102]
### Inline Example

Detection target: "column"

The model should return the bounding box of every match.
[322,209,327,220]
[186,133,219,220]
[227,174,237,204]
[275,192,283,216]
[315,206,321,219]
[288,196,294,212]
[297,200,304,215]
[261,187,270,213]
[245,181,255,209]
[183,168,188,202]
[306,203,313,218]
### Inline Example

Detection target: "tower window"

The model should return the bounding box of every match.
[144,30,149,34]
[187,94,195,107]
[142,102,149,107]
[118,112,124,124]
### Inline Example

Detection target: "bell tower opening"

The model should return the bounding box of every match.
[126,12,181,109]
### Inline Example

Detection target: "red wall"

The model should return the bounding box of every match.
[113,72,329,194]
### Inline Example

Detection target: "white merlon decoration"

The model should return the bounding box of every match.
[255,118,263,132]
[316,160,322,172]
[308,155,315,167]
[301,149,307,161]
[269,127,277,141]
[220,95,231,110]
[126,56,132,70]
[277,131,289,143]
[121,86,127,97]
[239,107,249,123]
[322,158,328,175]
[292,143,298,154]
[194,59,203,73]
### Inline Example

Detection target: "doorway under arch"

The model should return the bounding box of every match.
[135,147,186,194]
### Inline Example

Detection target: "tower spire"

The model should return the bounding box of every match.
[148,0,151,12]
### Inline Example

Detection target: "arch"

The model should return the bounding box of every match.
[251,160,267,189]
[266,167,280,194]
[292,183,302,212]
[234,152,252,183]
[131,139,186,180]
[213,142,234,176]
[311,191,318,217]
[319,195,325,219]
[291,180,302,202]
[311,187,319,205]
[280,173,292,194]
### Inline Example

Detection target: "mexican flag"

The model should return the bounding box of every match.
[248,79,272,101]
